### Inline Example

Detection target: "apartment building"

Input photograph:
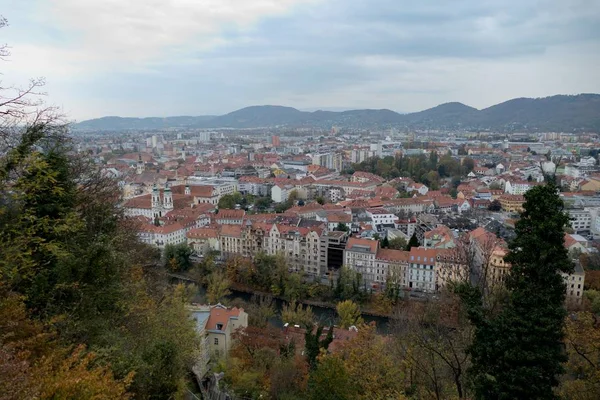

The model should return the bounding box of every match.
[263,224,323,276]
[408,247,437,292]
[344,238,378,286]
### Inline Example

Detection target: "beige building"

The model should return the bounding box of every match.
[435,249,468,289]
[186,227,220,255]
[374,248,409,288]
[189,304,248,373]
[219,225,243,257]
[263,224,323,276]
[344,237,378,286]
[499,194,525,213]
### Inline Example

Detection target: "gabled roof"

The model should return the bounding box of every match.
[206,304,244,331]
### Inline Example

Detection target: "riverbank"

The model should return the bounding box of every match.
[229,282,394,319]
[167,272,393,333]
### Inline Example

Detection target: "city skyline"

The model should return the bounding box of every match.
[2,0,599,120]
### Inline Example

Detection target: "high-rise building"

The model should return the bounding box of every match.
[272,135,281,147]
[197,131,211,142]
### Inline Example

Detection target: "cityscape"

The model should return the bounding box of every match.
[2,1,600,399]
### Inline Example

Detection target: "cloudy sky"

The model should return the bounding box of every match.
[2,0,599,120]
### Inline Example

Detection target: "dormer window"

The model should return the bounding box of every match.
[216,323,223,330]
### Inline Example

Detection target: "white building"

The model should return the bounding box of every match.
[272,184,293,203]
[408,247,437,292]
[504,180,534,195]
[366,208,399,226]
[344,237,378,285]
[406,183,429,196]
[568,209,592,232]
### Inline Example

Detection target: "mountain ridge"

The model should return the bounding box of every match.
[75,94,600,132]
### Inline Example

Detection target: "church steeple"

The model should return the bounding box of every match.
[151,184,161,217]
[163,186,173,210]
[136,153,145,175]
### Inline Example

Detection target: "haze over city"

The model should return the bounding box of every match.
[2,0,599,119]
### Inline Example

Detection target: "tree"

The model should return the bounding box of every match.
[323,324,406,399]
[335,222,349,232]
[462,157,475,173]
[304,325,333,370]
[163,243,193,272]
[457,182,573,399]
[0,21,199,398]
[487,199,501,212]
[559,311,600,399]
[308,355,355,400]
[254,197,272,211]
[218,192,242,209]
[380,236,390,248]
[393,294,472,399]
[206,269,231,304]
[584,290,600,314]
[288,189,299,204]
[406,233,419,250]
[281,302,315,328]
[315,196,325,205]
[283,273,305,303]
[389,237,407,250]
[336,300,363,329]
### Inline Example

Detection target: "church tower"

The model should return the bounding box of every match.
[151,184,161,217]
[163,185,173,210]
[136,153,145,175]
[184,184,191,196]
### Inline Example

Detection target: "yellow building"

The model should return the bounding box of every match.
[499,194,525,213]
[489,247,511,286]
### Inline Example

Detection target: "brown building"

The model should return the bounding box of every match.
[272,135,281,147]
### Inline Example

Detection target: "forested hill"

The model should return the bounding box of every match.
[75,94,600,132]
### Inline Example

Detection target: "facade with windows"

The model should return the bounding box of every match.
[408,247,437,292]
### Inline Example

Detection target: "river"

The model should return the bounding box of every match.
[173,275,391,334]
[226,289,391,334]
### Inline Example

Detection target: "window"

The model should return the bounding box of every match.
[216,323,223,330]
[214,338,219,345]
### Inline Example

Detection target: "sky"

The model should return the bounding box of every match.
[1,0,599,120]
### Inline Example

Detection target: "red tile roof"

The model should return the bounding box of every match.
[376,248,410,262]
[206,305,244,331]
[187,227,219,239]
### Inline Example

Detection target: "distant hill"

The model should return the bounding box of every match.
[75,94,600,132]
[208,105,305,127]
[75,115,217,131]
[403,102,479,129]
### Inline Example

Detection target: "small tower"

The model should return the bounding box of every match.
[163,186,174,210]
[184,184,191,196]
[136,153,145,175]
[151,184,162,217]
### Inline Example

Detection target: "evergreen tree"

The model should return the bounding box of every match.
[305,325,334,370]
[381,236,390,248]
[457,182,572,399]
[406,233,419,250]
